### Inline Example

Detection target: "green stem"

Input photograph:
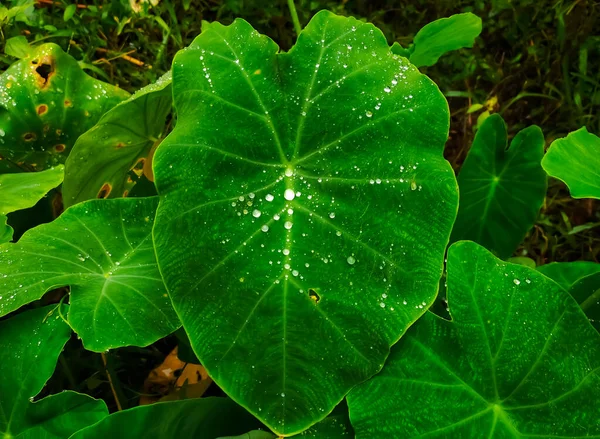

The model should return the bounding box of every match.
[287,0,302,36]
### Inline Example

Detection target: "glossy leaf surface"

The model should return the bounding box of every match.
[153,11,457,434]
[538,261,600,330]
[347,241,600,438]
[409,13,482,67]
[0,197,179,351]
[15,392,109,439]
[0,164,63,243]
[0,43,129,172]
[71,398,264,439]
[542,127,600,199]
[450,114,546,258]
[0,306,108,438]
[63,72,172,207]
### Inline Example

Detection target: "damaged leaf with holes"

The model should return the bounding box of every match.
[0,43,129,173]
[153,11,458,435]
[63,71,172,207]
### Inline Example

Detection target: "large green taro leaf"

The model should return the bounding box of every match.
[450,114,546,258]
[347,241,600,438]
[70,398,265,439]
[542,127,600,199]
[407,13,482,68]
[152,11,457,435]
[0,197,179,351]
[63,72,172,208]
[0,306,108,438]
[0,43,129,172]
[538,261,600,331]
[0,164,63,243]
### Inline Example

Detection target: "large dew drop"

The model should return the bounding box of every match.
[284,189,295,201]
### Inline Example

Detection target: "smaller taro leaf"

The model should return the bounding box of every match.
[0,306,108,439]
[63,71,172,208]
[15,392,109,439]
[450,114,546,259]
[0,197,179,351]
[538,261,600,331]
[4,36,33,59]
[0,165,63,243]
[409,13,482,68]
[70,398,265,439]
[0,43,130,172]
[542,127,600,199]
[153,11,457,435]
[0,164,64,214]
[347,241,600,438]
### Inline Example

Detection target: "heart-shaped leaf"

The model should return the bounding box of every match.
[408,13,482,67]
[450,114,546,258]
[542,127,600,199]
[0,197,179,351]
[0,43,129,172]
[538,261,600,331]
[0,306,108,438]
[0,164,64,243]
[347,241,600,438]
[63,72,172,207]
[153,11,457,434]
[70,398,265,439]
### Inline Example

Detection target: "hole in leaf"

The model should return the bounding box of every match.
[308,289,320,303]
[97,183,112,199]
[35,63,53,84]
[36,104,48,115]
[132,158,145,177]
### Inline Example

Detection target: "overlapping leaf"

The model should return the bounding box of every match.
[542,127,600,199]
[0,306,108,439]
[70,398,265,439]
[0,43,129,172]
[0,197,179,351]
[539,261,600,330]
[347,241,600,438]
[63,72,172,207]
[451,114,546,258]
[153,11,457,434]
[0,164,63,243]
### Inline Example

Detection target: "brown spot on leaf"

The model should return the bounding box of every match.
[37,104,48,115]
[55,129,62,136]
[64,99,72,107]
[43,124,50,133]
[23,132,36,142]
[54,144,65,153]
[97,183,112,199]
[123,190,129,197]
[116,142,126,149]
